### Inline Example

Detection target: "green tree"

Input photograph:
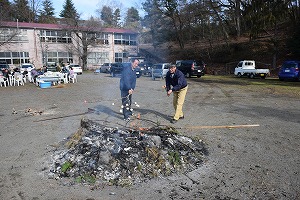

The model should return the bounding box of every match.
[59,0,79,21]
[159,0,186,49]
[112,8,121,28]
[142,0,171,48]
[101,6,113,27]
[0,0,13,21]
[124,7,140,30]
[38,0,56,23]
[12,0,34,22]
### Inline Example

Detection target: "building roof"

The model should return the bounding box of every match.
[1,21,137,34]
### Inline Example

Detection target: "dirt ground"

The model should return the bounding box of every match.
[0,73,299,200]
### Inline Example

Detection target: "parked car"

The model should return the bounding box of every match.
[139,62,153,76]
[176,60,206,78]
[66,64,83,74]
[100,63,112,73]
[278,60,300,81]
[20,63,35,74]
[0,62,9,73]
[151,63,171,80]
[110,62,141,78]
[46,62,57,72]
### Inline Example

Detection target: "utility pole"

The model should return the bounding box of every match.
[17,19,22,65]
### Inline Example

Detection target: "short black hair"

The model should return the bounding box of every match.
[130,58,139,63]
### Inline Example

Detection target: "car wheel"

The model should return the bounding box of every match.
[249,73,254,79]
[186,72,190,78]
[197,75,201,78]
[237,72,242,77]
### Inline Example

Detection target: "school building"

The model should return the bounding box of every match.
[0,21,139,69]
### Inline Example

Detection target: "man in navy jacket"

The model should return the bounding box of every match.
[166,64,188,123]
[120,59,139,120]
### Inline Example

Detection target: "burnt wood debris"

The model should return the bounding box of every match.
[46,118,208,186]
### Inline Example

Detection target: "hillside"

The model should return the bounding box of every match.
[139,30,293,77]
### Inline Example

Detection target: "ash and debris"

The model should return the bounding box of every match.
[46,118,208,186]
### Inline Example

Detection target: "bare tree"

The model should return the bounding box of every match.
[62,17,104,70]
[0,22,19,47]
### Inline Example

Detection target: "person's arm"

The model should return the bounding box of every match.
[165,72,171,91]
[171,71,185,91]
[165,73,172,96]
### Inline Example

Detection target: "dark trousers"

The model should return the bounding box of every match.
[121,90,132,119]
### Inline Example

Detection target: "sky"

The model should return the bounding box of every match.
[52,0,144,20]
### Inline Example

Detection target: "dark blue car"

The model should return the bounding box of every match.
[110,62,141,78]
[278,60,300,81]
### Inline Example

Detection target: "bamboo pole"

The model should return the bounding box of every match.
[183,124,260,129]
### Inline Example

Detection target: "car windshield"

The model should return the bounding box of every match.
[153,64,162,69]
[22,65,32,68]
[0,64,9,69]
[282,63,297,69]
[194,61,205,66]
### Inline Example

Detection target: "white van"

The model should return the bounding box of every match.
[20,63,35,74]
[151,63,170,80]
[66,64,83,74]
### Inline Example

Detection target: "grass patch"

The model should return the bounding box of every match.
[200,75,300,97]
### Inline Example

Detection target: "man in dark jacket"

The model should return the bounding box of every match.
[120,59,139,121]
[165,64,188,123]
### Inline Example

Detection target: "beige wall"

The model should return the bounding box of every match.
[0,27,139,70]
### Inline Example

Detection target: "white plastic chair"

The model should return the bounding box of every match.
[8,74,14,86]
[15,74,24,86]
[61,73,68,83]
[69,73,77,83]
[0,77,8,87]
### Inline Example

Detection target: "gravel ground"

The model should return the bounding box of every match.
[0,72,299,200]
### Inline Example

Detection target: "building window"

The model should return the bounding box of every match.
[0,51,30,65]
[87,32,109,45]
[46,51,72,63]
[0,28,28,42]
[87,52,109,64]
[40,30,72,43]
[115,52,129,62]
[114,33,137,46]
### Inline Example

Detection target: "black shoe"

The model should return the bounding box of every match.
[179,116,184,119]
[170,119,178,124]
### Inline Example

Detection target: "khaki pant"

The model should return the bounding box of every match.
[172,86,188,120]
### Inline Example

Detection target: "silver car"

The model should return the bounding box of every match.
[151,63,170,80]
[100,63,111,73]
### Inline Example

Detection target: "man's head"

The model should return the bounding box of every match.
[169,64,176,74]
[131,59,139,69]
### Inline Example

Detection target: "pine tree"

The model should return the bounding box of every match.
[101,6,113,27]
[112,8,121,28]
[12,0,34,22]
[38,0,56,23]
[0,0,13,21]
[59,0,79,20]
[124,7,140,30]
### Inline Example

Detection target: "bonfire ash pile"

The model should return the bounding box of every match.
[47,118,208,186]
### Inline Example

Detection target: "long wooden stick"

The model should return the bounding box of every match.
[183,124,260,129]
